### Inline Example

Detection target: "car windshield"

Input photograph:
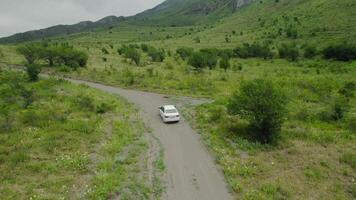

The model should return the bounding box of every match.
[166,109,177,114]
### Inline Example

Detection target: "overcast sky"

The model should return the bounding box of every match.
[0,0,165,37]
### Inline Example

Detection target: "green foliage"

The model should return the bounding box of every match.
[340,152,356,169]
[188,52,207,71]
[304,45,318,58]
[220,56,231,72]
[200,49,219,69]
[228,79,288,143]
[0,49,5,59]
[118,45,141,65]
[16,43,88,68]
[26,64,41,82]
[339,81,356,98]
[176,47,194,60]
[126,48,141,66]
[322,44,356,61]
[278,43,300,61]
[286,27,298,39]
[16,44,41,64]
[0,70,152,199]
[233,43,273,59]
[101,47,109,54]
[141,44,149,52]
[147,47,165,62]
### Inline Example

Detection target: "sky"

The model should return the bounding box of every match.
[0,0,165,37]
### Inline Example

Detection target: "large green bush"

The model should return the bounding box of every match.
[322,44,356,61]
[228,79,288,143]
[188,52,207,71]
[147,47,165,62]
[26,64,41,82]
[278,43,300,61]
[17,43,88,69]
[220,56,231,72]
[176,47,194,60]
[233,43,273,59]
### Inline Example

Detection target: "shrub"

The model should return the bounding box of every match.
[17,44,41,64]
[304,46,318,58]
[188,52,207,71]
[141,44,149,52]
[220,56,231,72]
[233,43,273,59]
[286,27,298,39]
[17,44,88,69]
[228,79,288,143]
[147,47,165,62]
[339,81,356,97]
[0,49,4,59]
[125,48,141,66]
[322,44,356,61]
[176,47,194,60]
[340,152,356,169]
[278,43,299,61]
[101,47,109,55]
[200,49,218,69]
[26,64,41,82]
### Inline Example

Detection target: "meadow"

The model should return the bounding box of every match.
[0,0,355,199]
[0,67,161,200]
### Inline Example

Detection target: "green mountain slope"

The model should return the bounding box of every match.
[0,0,254,44]
[156,0,356,48]
[0,16,126,44]
[130,0,254,26]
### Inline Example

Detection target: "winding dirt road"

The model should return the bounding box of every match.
[67,79,234,200]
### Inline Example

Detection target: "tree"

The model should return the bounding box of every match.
[278,43,299,61]
[188,52,207,71]
[322,44,356,61]
[147,47,165,62]
[16,44,40,64]
[304,45,318,58]
[125,48,141,66]
[228,79,288,143]
[26,64,41,82]
[101,47,109,55]
[176,47,194,60]
[220,56,230,72]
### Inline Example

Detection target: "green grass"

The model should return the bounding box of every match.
[0,69,155,199]
[0,0,355,199]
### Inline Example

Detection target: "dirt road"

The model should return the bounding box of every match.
[67,79,233,200]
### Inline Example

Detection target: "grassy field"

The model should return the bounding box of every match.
[0,0,355,199]
[0,67,161,200]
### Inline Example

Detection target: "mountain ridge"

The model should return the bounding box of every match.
[0,0,254,44]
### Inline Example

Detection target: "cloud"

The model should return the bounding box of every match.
[0,0,164,37]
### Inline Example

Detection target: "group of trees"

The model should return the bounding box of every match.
[17,43,88,68]
[233,43,273,59]
[177,43,356,62]
[143,45,166,62]
[176,47,232,71]
[117,44,167,66]
[118,45,141,65]
[16,43,88,82]
[322,44,356,61]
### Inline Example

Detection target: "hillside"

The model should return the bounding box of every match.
[130,0,254,26]
[0,0,254,44]
[0,16,126,44]
[0,0,355,199]
[152,0,356,49]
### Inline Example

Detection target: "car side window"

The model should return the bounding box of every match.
[160,107,164,112]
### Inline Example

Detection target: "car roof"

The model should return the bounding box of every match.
[163,105,177,110]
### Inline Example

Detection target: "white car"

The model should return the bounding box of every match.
[159,105,180,123]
